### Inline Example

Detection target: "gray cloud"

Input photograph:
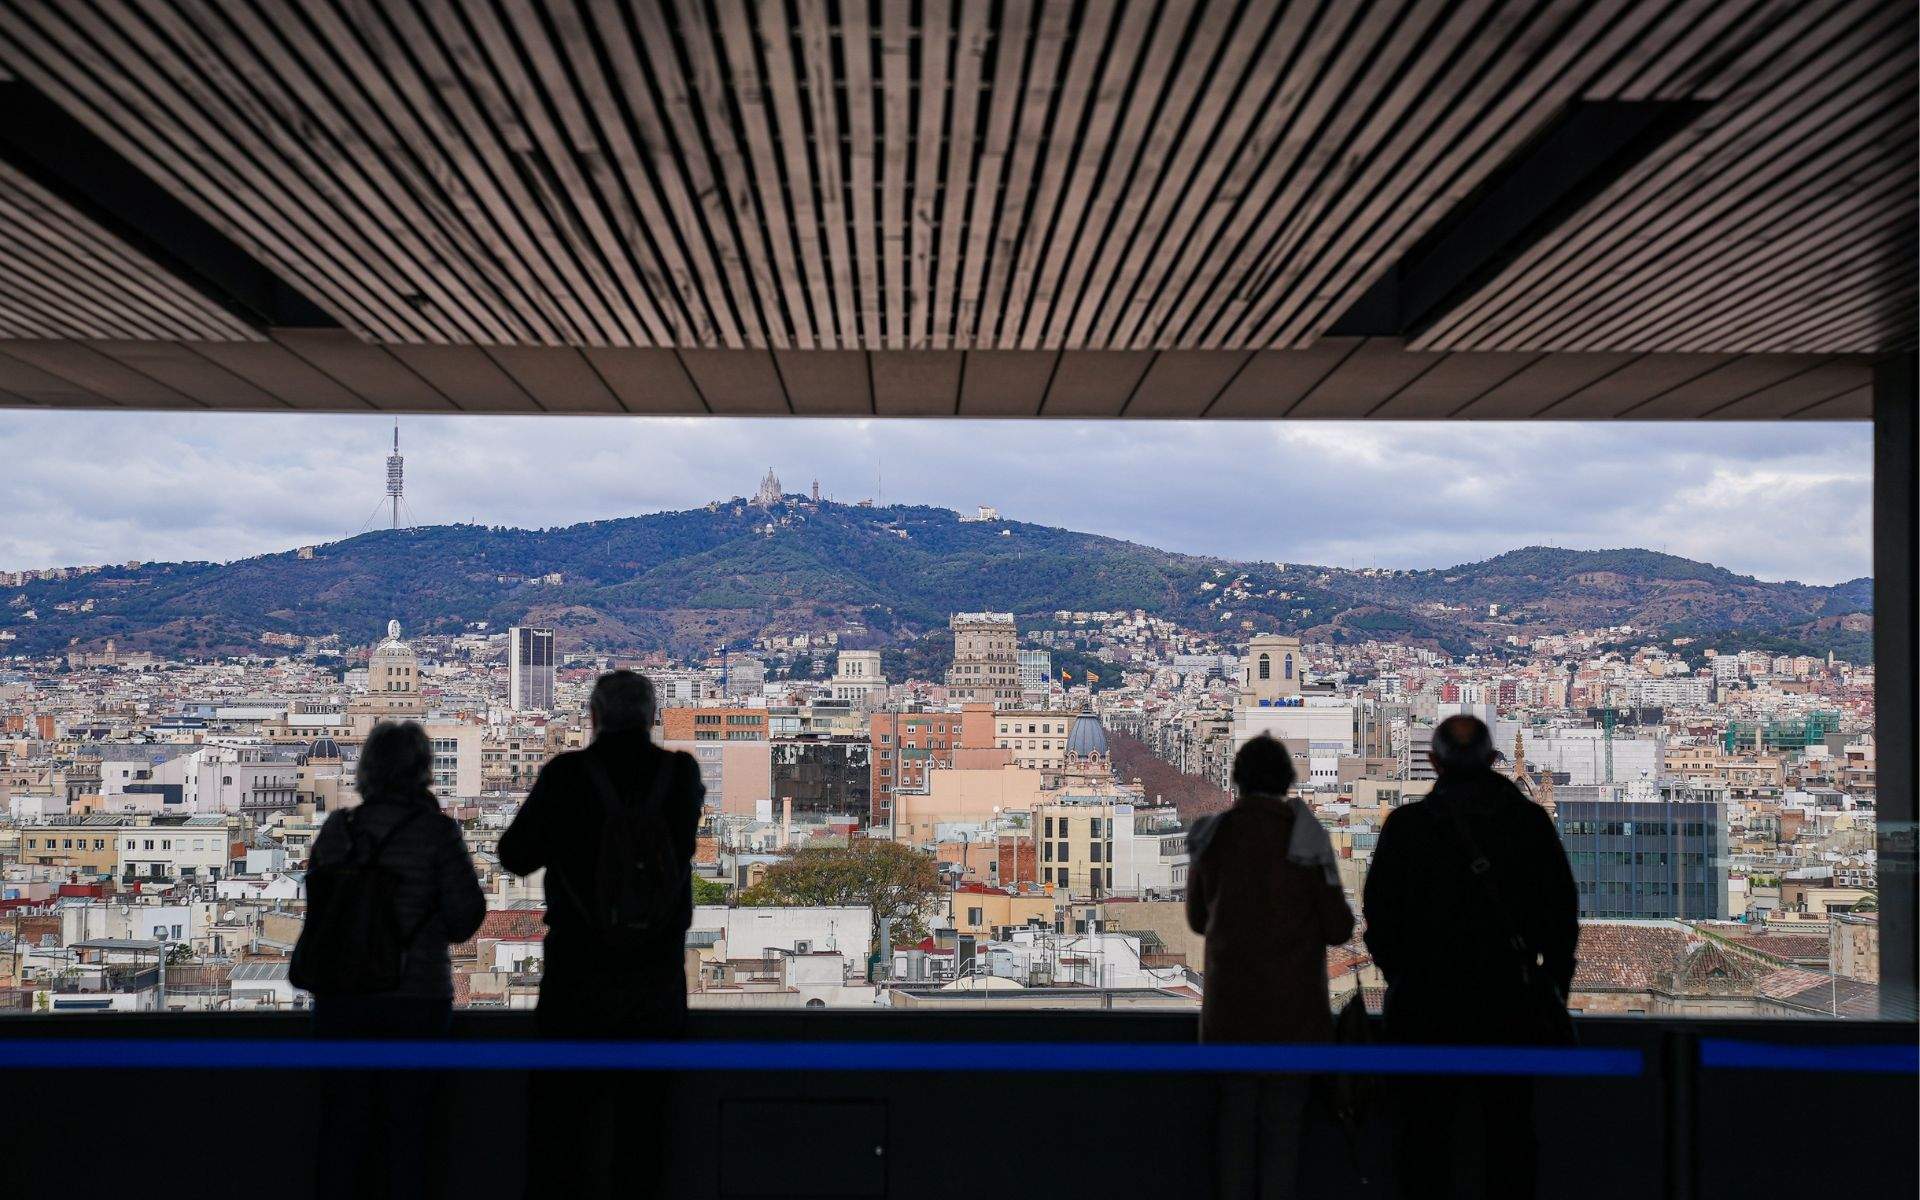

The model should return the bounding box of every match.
[0,412,1872,585]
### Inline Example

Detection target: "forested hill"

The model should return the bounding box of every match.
[0,497,1871,661]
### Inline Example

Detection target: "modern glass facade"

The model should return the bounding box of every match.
[1557,786,1731,920]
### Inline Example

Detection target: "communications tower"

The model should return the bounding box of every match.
[386,422,404,529]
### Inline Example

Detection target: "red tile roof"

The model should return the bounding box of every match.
[1572,923,1698,990]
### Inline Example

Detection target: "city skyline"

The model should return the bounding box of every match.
[0,411,1872,585]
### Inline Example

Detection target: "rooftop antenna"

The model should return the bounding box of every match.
[386,421,405,530]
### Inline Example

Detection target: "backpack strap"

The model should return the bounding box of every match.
[340,804,425,865]
[582,750,677,820]
[552,750,680,922]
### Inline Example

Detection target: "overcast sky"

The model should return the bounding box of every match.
[0,412,1872,585]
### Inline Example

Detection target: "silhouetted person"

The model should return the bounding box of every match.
[1187,733,1355,1200]
[499,670,703,1200]
[302,719,486,1200]
[1363,714,1578,1200]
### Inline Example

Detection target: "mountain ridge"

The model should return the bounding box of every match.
[0,498,1872,663]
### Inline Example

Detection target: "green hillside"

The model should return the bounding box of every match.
[0,498,1872,661]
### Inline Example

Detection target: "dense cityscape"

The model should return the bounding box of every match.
[0,471,1880,1020]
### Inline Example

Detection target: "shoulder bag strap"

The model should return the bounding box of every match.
[1439,793,1536,970]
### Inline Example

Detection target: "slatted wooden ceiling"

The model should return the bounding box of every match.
[0,0,1911,359]
[0,161,258,341]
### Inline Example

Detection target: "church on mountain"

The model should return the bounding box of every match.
[752,468,782,507]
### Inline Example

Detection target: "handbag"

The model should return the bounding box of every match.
[1440,795,1576,1046]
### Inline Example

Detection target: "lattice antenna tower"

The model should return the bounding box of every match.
[386,421,405,530]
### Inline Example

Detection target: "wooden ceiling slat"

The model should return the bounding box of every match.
[1604,153,1916,353]
[1039,350,1155,417]
[0,6,402,340]
[953,0,1030,348]
[676,347,790,413]
[213,2,527,345]
[834,0,882,347]
[485,346,624,414]
[359,0,614,345]
[539,0,747,347]
[907,0,955,349]
[124,1,494,344]
[1062,0,1240,349]
[579,347,706,413]
[930,0,989,349]
[0,1,1906,358]
[956,348,1058,415]
[657,1,793,348]
[1418,1,1914,354]
[1509,43,1915,351]
[619,5,773,346]
[1665,221,1920,356]
[458,2,685,345]
[1132,0,1365,348]
[1212,0,1527,348]
[876,0,913,345]
[754,0,842,346]
[1203,340,1362,418]
[0,165,255,340]
[795,0,860,348]
[717,0,819,348]
[975,0,1074,347]
[1255,0,1690,348]
[1122,350,1253,419]
[871,350,964,415]
[774,349,872,416]
[1017,0,1159,349]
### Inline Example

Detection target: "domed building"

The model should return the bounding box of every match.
[348,618,427,733]
[1066,711,1109,761]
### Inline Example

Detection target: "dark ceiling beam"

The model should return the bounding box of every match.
[1331,99,1711,342]
[0,81,336,331]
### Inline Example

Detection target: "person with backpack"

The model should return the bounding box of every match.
[1362,714,1579,1200]
[296,719,486,1199]
[499,669,704,1200]
[1186,733,1355,1200]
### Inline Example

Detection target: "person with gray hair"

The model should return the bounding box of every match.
[302,718,485,1198]
[500,669,704,1199]
[1363,714,1578,1200]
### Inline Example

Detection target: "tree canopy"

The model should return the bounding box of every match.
[740,838,943,945]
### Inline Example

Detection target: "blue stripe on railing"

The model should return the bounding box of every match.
[1698,1038,1918,1075]
[0,1039,1643,1076]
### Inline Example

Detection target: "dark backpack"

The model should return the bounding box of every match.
[556,752,687,937]
[291,806,428,995]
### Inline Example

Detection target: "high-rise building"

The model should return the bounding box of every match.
[946,612,1019,708]
[509,626,555,712]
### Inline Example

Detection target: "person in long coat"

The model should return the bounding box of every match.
[1187,733,1356,1198]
